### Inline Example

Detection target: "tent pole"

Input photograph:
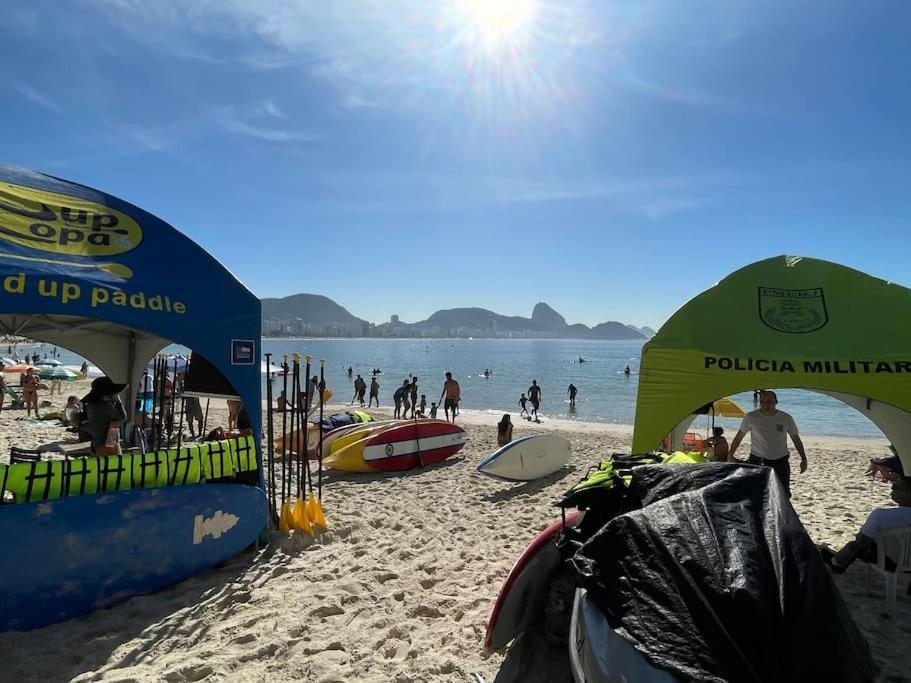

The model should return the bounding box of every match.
[264,353,277,525]
[125,331,136,428]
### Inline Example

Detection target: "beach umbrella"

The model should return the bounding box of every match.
[36,359,63,366]
[38,366,79,381]
[711,397,746,418]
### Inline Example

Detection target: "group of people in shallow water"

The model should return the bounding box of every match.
[344,368,463,423]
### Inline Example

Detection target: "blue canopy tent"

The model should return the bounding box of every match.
[0,164,266,630]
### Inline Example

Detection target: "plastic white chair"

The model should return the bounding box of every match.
[864,526,911,613]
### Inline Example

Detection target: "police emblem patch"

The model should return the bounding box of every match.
[758,287,828,334]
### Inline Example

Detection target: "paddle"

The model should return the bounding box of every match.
[309,359,328,530]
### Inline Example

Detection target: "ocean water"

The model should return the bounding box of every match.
[261,338,884,439]
[19,337,883,439]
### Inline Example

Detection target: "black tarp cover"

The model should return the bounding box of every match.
[569,463,875,683]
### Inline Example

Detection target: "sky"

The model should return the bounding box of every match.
[2,0,910,329]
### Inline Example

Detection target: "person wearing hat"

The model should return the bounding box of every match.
[82,377,128,456]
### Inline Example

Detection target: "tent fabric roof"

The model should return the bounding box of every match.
[632,255,911,473]
[0,164,261,446]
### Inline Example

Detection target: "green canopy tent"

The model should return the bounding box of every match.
[632,255,911,475]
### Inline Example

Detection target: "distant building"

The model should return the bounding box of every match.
[391,314,400,324]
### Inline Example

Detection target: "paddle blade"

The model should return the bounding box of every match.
[293,496,313,536]
[308,495,328,530]
[279,501,293,535]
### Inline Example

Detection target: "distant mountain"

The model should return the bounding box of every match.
[262,294,366,324]
[531,302,567,329]
[262,294,649,340]
[626,324,657,339]
[591,322,647,340]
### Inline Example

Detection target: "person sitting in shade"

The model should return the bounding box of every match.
[702,427,729,462]
[82,377,128,456]
[821,454,911,581]
[497,414,513,446]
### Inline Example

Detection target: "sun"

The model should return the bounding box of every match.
[455,0,539,50]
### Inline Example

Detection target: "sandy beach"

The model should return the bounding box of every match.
[1,395,909,682]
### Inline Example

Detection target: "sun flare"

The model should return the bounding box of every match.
[455,0,538,49]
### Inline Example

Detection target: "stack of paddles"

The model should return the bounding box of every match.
[264,352,328,536]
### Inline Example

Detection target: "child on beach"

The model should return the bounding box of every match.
[429,402,438,419]
[518,393,529,418]
[417,394,427,417]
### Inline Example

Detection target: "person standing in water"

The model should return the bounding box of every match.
[567,383,577,407]
[624,365,631,375]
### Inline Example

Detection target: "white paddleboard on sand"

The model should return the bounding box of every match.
[477,434,572,481]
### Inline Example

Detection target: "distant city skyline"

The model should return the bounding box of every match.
[3,1,909,329]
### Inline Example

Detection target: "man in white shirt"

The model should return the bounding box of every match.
[728,390,807,497]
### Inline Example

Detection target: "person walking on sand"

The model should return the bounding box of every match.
[728,390,807,497]
[369,377,380,407]
[400,379,412,418]
[409,376,419,418]
[439,371,461,423]
[527,379,542,422]
[393,381,408,419]
[567,383,577,407]
[351,374,363,405]
[518,393,529,418]
[21,367,41,417]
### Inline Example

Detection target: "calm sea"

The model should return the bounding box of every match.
[22,337,881,438]
[261,338,882,439]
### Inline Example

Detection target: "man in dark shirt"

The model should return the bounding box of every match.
[528,380,542,421]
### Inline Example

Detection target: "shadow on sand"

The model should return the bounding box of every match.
[482,466,578,504]
[0,539,298,682]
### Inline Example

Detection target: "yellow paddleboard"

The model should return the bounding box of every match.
[325,422,404,472]
[329,420,401,455]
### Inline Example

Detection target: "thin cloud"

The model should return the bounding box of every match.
[260,101,287,119]
[12,82,62,114]
[217,109,316,143]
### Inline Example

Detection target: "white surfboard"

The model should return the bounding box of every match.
[477,434,572,481]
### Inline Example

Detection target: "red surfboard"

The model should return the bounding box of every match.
[484,511,582,653]
[361,420,468,471]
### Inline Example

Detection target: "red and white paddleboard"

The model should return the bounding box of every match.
[484,511,582,653]
[362,420,468,471]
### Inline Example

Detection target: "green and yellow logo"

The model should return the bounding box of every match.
[758,287,828,334]
[0,183,143,258]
